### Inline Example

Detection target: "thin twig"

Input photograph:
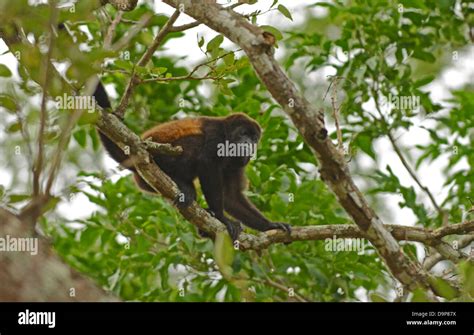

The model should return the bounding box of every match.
[139,49,240,84]
[169,21,201,32]
[13,100,34,172]
[115,9,181,118]
[140,74,223,83]
[330,77,344,152]
[32,1,58,196]
[104,10,123,49]
[137,9,180,67]
[111,12,153,52]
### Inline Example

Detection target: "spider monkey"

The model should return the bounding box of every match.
[93,81,291,241]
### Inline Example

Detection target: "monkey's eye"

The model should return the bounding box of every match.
[239,129,248,136]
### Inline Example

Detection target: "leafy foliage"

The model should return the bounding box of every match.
[0,0,472,302]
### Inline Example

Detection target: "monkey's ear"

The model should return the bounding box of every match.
[225,113,245,121]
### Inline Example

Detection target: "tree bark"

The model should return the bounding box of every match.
[0,209,118,301]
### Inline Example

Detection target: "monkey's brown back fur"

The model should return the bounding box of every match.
[142,118,203,143]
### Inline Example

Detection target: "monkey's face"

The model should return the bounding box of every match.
[227,119,261,166]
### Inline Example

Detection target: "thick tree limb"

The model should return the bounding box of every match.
[160,0,434,292]
[0,208,118,301]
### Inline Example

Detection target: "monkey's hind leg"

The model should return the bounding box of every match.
[171,178,197,209]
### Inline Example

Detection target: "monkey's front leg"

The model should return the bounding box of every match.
[198,163,242,241]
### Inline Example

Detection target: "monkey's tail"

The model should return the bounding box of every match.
[93,80,136,172]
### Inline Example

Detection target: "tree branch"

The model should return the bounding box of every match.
[32,1,58,197]
[423,235,474,270]
[169,21,201,32]
[111,13,154,52]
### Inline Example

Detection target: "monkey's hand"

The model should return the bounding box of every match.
[266,222,292,235]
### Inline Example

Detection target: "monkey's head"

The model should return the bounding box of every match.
[224,113,262,166]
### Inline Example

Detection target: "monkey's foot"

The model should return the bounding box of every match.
[267,222,292,235]
[224,219,243,242]
[202,209,242,241]
[204,208,216,217]
[197,228,213,239]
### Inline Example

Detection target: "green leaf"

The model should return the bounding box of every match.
[7,122,22,133]
[260,25,283,40]
[370,293,388,302]
[0,95,17,112]
[114,59,133,71]
[206,35,224,53]
[78,110,99,125]
[134,66,148,75]
[43,196,61,213]
[355,133,376,160]
[277,5,293,21]
[151,67,168,75]
[223,53,235,66]
[412,50,436,63]
[198,36,204,48]
[89,127,100,151]
[0,64,12,77]
[213,231,234,280]
[9,194,30,203]
[459,261,474,298]
[73,129,87,148]
[411,287,430,302]
[428,277,459,300]
[414,75,435,88]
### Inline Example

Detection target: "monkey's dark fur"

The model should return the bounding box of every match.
[94,82,291,240]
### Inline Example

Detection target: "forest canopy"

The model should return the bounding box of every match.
[0,0,473,302]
